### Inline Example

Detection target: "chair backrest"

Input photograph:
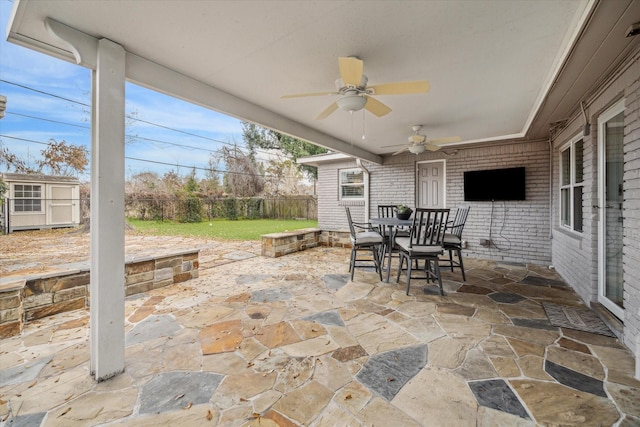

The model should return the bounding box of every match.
[448,205,470,238]
[377,204,396,218]
[345,206,356,238]
[409,208,450,247]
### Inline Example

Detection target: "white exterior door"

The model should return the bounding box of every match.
[47,185,78,225]
[417,160,445,208]
[598,99,625,319]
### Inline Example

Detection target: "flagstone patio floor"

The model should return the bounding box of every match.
[1,231,639,426]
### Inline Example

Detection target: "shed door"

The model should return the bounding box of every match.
[417,160,445,208]
[48,185,76,225]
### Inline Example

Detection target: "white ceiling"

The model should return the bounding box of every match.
[7,0,640,163]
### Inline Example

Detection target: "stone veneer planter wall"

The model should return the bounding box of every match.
[0,250,199,338]
[261,228,322,257]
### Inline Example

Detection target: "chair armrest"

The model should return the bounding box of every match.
[352,221,374,232]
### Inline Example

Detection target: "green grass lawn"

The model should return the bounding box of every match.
[127,218,318,240]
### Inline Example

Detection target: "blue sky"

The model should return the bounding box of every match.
[0,0,245,181]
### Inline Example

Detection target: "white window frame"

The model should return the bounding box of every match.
[338,168,365,201]
[12,183,43,213]
[559,135,584,232]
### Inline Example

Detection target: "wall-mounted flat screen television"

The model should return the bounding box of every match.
[463,167,526,201]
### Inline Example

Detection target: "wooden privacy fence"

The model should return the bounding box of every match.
[123,196,318,221]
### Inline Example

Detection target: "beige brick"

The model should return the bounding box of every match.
[126,260,154,274]
[0,293,21,310]
[126,270,155,285]
[54,287,87,303]
[26,299,85,321]
[0,307,21,322]
[23,293,53,309]
[0,321,21,339]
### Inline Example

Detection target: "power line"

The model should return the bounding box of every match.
[0,79,89,107]
[7,112,90,129]
[5,111,221,154]
[0,134,283,179]
[129,135,221,154]
[1,79,278,157]
[0,134,51,146]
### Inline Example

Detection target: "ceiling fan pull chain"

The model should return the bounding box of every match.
[350,110,354,146]
[362,109,366,140]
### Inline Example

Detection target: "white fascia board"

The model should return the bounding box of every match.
[297,152,353,166]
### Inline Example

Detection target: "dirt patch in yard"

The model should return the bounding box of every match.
[0,228,261,277]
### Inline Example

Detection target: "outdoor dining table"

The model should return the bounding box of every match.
[370,216,414,282]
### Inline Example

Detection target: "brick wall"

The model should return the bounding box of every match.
[551,50,640,360]
[622,55,640,358]
[316,140,552,264]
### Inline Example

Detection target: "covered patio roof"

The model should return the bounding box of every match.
[7,0,640,163]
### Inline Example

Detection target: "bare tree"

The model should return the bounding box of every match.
[221,145,264,197]
[0,139,88,177]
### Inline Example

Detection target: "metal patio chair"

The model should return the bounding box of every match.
[395,208,450,295]
[375,204,410,266]
[345,207,383,281]
[441,205,470,281]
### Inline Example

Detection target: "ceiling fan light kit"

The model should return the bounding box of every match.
[282,56,429,120]
[408,144,426,154]
[336,94,367,112]
[388,124,462,155]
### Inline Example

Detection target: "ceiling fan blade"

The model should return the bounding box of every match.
[425,143,442,151]
[364,95,392,117]
[380,143,409,148]
[315,102,339,120]
[392,146,410,155]
[339,57,364,87]
[281,91,337,99]
[368,80,430,95]
[428,136,461,145]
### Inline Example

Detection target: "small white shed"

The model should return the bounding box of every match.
[1,173,81,233]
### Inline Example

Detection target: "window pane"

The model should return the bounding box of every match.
[342,185,364,198]
[341,170,363,184]
[574,140,584,184]
[561,148,571,186]
[561,188,570,226]
[573,186,583,232]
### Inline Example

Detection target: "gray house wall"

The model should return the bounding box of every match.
[316,139,551,265]
[313,48,640,362]
[551,49,640,357]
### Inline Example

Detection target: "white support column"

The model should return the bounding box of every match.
[90,38,126,381]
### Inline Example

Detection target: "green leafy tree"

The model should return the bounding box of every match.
[178,169,202,223]
[242,122,327,179]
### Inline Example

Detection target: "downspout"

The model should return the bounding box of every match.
[356,159,370,222]
[549,137,553,240]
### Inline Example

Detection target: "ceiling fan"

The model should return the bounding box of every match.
[388,125,461,155]
[281,57,429,120]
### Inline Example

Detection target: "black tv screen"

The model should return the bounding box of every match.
[464,167,526,201]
